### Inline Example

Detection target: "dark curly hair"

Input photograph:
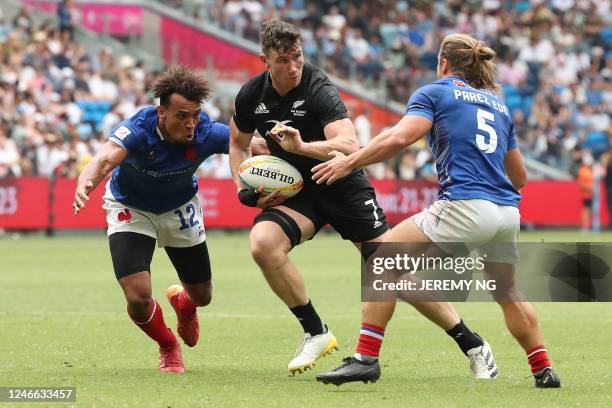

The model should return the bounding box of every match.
[151,65,212,107]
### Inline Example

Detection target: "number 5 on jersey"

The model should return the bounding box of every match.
[475,108,497,153]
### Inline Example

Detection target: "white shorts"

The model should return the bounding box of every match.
[410,199,519,263]
[103,182,206,248]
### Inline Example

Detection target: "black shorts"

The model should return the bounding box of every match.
[108,232,212,284]
[279,170,389,242]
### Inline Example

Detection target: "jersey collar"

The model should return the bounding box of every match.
[155,125,165,141]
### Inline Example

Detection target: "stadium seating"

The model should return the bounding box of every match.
[0,1,609,181]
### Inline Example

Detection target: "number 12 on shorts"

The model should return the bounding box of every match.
[175,203,200,230]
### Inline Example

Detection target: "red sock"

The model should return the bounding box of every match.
[356,323,385,358]
[177,290,196,316]
[527,344,551,373]
[128,299,176,348]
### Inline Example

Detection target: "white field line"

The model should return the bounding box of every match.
[0,310,607,322]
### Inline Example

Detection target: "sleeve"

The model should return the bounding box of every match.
[310,83,349,128]
[232,85,256,134]
[108,120,141,153]
[404,84,440,121]
[204,120,230,154]
[507,120,517,150]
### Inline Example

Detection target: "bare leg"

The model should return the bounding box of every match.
[359,220,460,330]
[249,206,315,308]
[118,271,153,318]
[182,280,213,307]
[484,262,544,352]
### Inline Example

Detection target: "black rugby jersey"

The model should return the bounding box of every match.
[233,62,349,176]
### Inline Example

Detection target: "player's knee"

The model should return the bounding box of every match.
[125,292,152,315]
[121,279,152,310]
[186,282,213,307]
[249,228,288,265]
[252,209,301,249]
[250,233,278,265]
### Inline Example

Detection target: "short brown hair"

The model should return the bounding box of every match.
[260,19,302,55]
[151,65,212,107]
[440,34,500,93]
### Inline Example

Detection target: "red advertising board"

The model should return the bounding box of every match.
[25,1,142,35]
[369,180,439,225]
[197,179,259,228]
[519,180,609,226]
[0,178,50,229]
[0,178,604,230]
[52,178,107,229]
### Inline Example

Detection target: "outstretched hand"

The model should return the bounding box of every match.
[73,180,94,215]
[311,151,353,185]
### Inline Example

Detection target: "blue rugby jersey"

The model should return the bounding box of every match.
[108,107,228,214]
[405,76,521,207]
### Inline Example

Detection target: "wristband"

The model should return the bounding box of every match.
[238,188,261,207]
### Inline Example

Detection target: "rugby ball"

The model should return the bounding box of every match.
[239,155,303,197]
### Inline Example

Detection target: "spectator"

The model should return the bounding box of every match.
[0,129,21,177]
[57,0,75,40]
[578,154,594,231]
[12,7,33,35]
[9,1,612,180]
[353,106,371,146]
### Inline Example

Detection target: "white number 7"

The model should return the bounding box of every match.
[476,108,497,153]
[364,199,379,220]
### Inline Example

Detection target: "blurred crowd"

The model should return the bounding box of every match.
[0,5,160,179]
[168,0,611,178]
[0,4,234,180]
[1,1,610,182]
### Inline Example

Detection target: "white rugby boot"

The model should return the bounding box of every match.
[288,326,338,375]
[467,337,499,379]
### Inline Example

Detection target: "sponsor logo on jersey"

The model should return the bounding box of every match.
[453,79,467,87]
[254,103,269,114]
[291,100,306,117]
[113,125,131,140]
[130,163,194,178]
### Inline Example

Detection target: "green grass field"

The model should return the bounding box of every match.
[1,230,611,407]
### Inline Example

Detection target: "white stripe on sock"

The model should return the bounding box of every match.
[132,301,157,325]
[360,329,384,340]
[527,348,546,358]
